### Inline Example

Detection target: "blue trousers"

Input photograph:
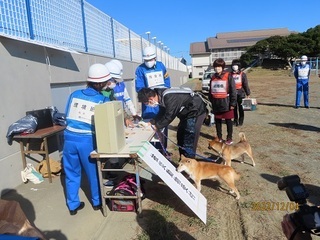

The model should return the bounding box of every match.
[63,131,101,210]
[295,79,309,107]
[177,113,206,158]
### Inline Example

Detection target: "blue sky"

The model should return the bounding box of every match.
[86,0,320,64]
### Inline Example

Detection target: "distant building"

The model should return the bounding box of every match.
[190,28,291,79]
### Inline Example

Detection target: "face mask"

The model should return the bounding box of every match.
[102,84,108,90]
[301,61,306,66]
[145,60,155,68]
[148,100,159,108]
[232,65,239,71]
[108,82,116,89]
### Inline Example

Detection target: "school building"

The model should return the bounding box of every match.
[189,28,292,79]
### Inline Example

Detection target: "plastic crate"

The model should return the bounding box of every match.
[242,98,257,111]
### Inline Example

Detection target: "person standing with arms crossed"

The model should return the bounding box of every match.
[230,59,251,126]
[294,55,310,109]
[63,63,112,215]
[135,46,171,152]
[209,58,237,145]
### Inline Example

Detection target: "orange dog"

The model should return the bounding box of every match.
[176,155,241,199]
[208,132,255,167]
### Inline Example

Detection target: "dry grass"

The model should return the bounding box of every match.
[136,67,320,240]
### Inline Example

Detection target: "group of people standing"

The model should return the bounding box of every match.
[61,46,174,215]
[62,60,138,215]
[61,45,255,215]
[209,58,251,145]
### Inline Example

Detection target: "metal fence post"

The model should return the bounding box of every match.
[111,18,116,58]
[129,30,133,61]
[25,0,34,39]
[80,0,88,52]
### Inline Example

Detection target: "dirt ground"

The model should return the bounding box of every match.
[139,68,320,240]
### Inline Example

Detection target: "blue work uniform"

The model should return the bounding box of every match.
[135,61,171,119]
[63,87,109,211]
[114,82,126,101]
[294,63,310,108]
[113,82,137,116]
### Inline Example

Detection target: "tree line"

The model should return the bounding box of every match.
[240,25,320,67]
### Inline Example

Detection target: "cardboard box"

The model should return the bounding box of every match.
[242,98,257,111]
[94,101,125,153]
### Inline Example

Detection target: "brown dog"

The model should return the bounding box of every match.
[176,155,241,199]
[208,132,255,167]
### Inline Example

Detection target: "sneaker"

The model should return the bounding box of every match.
[225,139,233,145]
[218,138,224,143]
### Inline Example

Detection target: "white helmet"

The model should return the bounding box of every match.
[110,59,123,72]
[143,46,156,60]
[105,61,123,82]
[87,63,111,83]
[301,55,308,61]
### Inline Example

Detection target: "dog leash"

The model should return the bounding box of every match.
[152,126,172,160]
[151,126,220,163]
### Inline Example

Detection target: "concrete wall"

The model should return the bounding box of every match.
[0,36,188,195]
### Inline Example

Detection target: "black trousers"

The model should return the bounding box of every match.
[177,113,206,158]
[215,118,233,141]
[234,95,244,124]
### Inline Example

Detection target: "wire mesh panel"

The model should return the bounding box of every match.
[84,1,113,57]
[29,0,85,51]
[130,31,142,63]
[113,20,130,61]
[0,0,184,70]
[0,0,29,38]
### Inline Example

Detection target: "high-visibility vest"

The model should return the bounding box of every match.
[210,72,229,98]
[232,72,243,90]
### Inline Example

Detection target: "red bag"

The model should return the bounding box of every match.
[110,174,143,212]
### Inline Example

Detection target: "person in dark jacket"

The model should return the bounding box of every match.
[137,87,207,158]
[209,58,237,145]
[230,59,251,126]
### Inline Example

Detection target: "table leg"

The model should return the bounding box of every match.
[135,158,142,217]
[19,141,27,169]
[43,137,52,183]
[96,157,107,217]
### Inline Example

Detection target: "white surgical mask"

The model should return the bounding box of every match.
[145,60,155,68]
[232,65,239,71]
[301,61,306,66]
[108,82,116,89]
[148,100,159,108]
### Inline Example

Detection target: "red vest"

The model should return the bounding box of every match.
[210,72,229,99]
[232,72,243,90]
